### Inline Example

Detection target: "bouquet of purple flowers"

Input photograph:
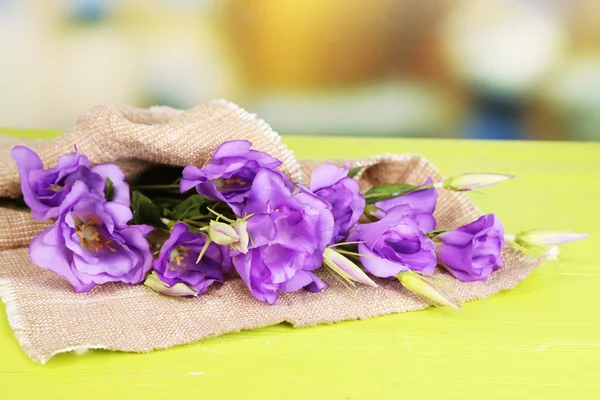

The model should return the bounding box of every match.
[11,140,588,308]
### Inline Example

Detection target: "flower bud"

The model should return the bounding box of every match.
[443,173,514,192]
[323,248,378,288]
[208,220,240,246]
[161,218,176,229]
[232,220,249,253]
[397,271,460,310]
[144,272,198,297]
[363,204,384,221]
[513,230,589,248]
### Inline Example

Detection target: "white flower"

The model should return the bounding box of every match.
[144,272,198,297]
[323,248,378,288]
[514,230,589,248]
[398,271,459,310]
[443,173,514,191]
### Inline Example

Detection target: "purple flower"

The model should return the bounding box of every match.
[90,163,131,206]
[180,140,290,215]
[11,146,129,221]
[368,178,437,232]
[153,222,233,295]
[435,214,504,282]
[233,169,334,304]
[309,163,365,243]
[348,205,437,278]
[29,181,152,292]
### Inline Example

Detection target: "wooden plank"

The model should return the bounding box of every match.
[1,130,598,399]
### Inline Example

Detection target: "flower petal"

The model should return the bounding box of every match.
[91,163,130,206]
[309,163,349,192]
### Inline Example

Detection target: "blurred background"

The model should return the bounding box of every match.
[1,0,599,140]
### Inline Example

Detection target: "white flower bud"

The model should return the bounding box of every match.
[398,271,460,310]
[514,230,589,248]
[208,221,240,246]
[323,248,378,288]
[144,272,198,297]
[443,173,514,192]
[232,220,249,254]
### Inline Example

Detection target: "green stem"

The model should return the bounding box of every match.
[425,229,447,239]
[335,249,379,259]
[176,203,200,222]
[328,241,363,248]
[186,215,212,221]
[207,207,235,224]
[196,237,212,263]
[182,219,209,229]
[414,184,435,191]
[136,184,180,190]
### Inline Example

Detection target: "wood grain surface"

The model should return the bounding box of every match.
[1,129,598,399]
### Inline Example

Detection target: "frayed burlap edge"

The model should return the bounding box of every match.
[0,102,556,364]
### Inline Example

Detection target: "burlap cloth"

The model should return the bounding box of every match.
[0,100,554,364]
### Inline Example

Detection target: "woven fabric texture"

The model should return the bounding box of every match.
[0,101,552,364]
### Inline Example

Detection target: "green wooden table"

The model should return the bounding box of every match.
[1,130,598,399]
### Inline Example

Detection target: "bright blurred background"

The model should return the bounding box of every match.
[1,0,599,140]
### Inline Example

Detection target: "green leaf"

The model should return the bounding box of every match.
[172,194,212,221]
[364,183,419,204]
[131,164,184,188]
[425,229,446,239]
[151,197,183,212]
[132,190,162,225]
[105,178,114,201]
[348,166,363,179]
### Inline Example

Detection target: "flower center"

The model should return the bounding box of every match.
[75,217,116,253]
[47,184,64,192]
[211,177,249,192]
[169,246,190,270]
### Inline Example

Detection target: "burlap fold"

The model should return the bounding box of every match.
[0,101,554,364]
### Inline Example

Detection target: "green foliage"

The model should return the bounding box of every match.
[171,194,212,221]
[364,184,419,204]
[131,190,162,225]
[131,164,184,187]
[347,166,363,179]
[105,178,114,202]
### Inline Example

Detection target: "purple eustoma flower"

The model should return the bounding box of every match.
[153,222,233,295]
[180,140,290,215]
[89,163,131,206]
[29,181,152,292]
[368,178,438,233]
[435,214,504,281]
[348,205,437,278]
[11,146,130,220]
[233,169,335,304]
[309,163,365,243]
